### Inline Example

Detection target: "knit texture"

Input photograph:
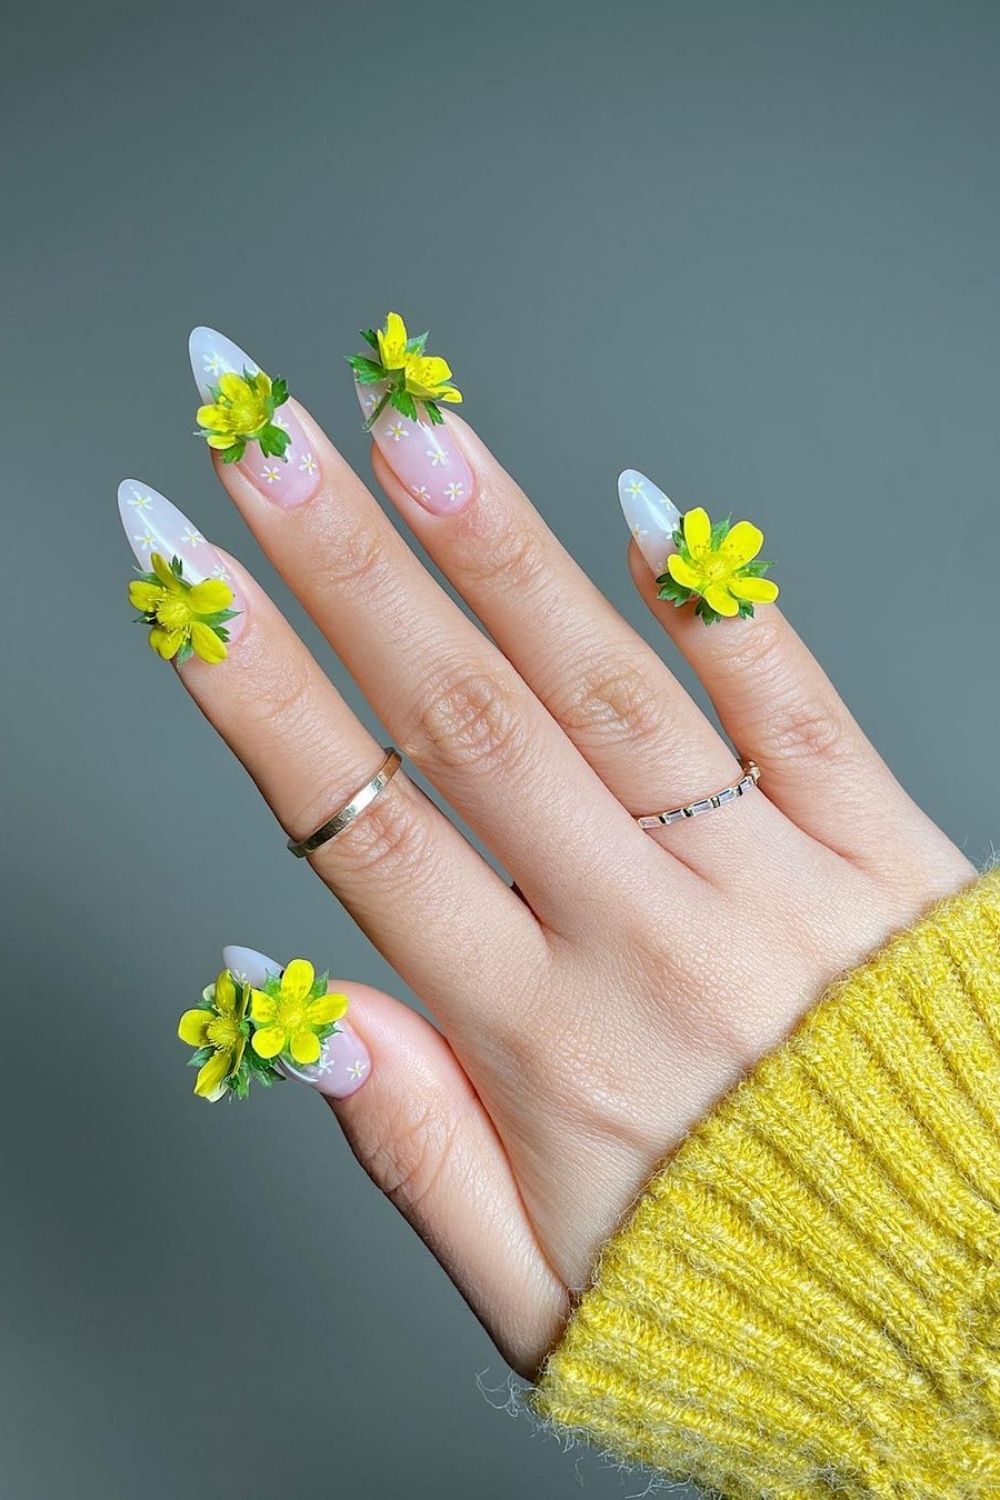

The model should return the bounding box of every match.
[534,870,1000,1498]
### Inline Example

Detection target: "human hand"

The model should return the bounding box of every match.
[123,326,974,1378]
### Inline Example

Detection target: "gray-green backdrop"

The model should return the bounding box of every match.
[3,2,998,1496]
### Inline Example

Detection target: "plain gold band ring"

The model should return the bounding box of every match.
[287,748,403,858]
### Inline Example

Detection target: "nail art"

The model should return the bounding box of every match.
[189,327,321,507]
[347,311,473,515]
[118,479,246,663]
[618,469,681,578]
[658,506,780,624]
[221,946,371,1100]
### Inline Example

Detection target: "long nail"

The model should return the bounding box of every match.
[356,381,474,516]
[189,327,321,508]
[117,479,246,644]
[618,469,681,577]
[222,945,371,1099]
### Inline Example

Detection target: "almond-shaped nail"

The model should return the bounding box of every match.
[349,311,473,515]
[618,469,681,577]
[189,327,320,508]
[222,946,371,1099]
[118,479,246,662]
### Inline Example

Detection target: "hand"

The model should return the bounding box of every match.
[129,333,973,1378]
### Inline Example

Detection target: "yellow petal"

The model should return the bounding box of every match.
[437,386,463,404]
[218,371,250,402]
[720,520,763,567]
[206,432,235,449]
[148,626,184,659]
[378,311,408,368]
[129,580,162,612]
[289,1028,322,1065]
[306,991,349,1026]
[178,1008,213,1046]
[728,575,779,604]
[196,403,228,431]
[194,1049,231,1099]
[214,969,237,1016]
[188,579,234,613]
[666,555,702,591]
[703,583,740,617]
[406,354,452,388]
[249,370,272,399]
[189,621,227,664]
[280,958,315,1003]
[251,1025,286,1059]
[249,990,277,1024]
[682,507,711,557]
[150,552,180,589]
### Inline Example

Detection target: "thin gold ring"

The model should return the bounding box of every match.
[287,748,403,858]
[635,759,760,830]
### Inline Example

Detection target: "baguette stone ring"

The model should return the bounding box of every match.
[636,759,760,830]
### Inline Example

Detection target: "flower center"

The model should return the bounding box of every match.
[155,595,193,629]
[225,395,265,433]
[276,998,307,1035]
[206,1016,240,1050]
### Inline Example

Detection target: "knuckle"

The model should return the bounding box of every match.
[454,514,550,596]
[236,650,315,731]
[403,663,530,777]
[315,785,433,884]
[763,694,851,766]
[554,652,667,750]
[363,1099,460,1215]
[306,515,392,601]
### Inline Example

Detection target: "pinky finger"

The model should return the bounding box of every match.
[223,947,567,1377]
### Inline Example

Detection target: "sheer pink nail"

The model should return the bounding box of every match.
[189,327,321,508]
[221,946,371,1100]
[356,381,473,515]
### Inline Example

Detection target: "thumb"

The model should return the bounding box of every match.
[222,947,568,1376]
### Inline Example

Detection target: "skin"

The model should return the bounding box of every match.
[175,399,974,1379]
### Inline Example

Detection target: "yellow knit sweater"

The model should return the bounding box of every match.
[535,870,1000,1497]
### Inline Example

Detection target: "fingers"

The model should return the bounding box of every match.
[628,537,973,880]
[119,480,540,1035]
[366,406,745,860]
[189,329,659,933]
[224,947,567,1376]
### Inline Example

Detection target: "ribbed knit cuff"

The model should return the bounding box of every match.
[534,870,1000,1498]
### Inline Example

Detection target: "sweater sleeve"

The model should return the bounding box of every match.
[533,869,1000,1498]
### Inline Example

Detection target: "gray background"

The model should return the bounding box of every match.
[2,1,998,1496]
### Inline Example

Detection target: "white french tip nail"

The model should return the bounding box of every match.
[189,326,260,403]
[618,469,681,577]
[221,945,280,989]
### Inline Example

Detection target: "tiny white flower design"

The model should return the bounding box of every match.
[413,485,431,502]
[272,414,290,432]
[203,350,226,376]
[625,478,645,499]
[386,421,409,442]
[426,446,448,467]
[211,563,231,581]
[133,528,155,552]
[444,482,465,502]
[298,451,318,474]
[261,466,282,484]
[181,526,204,548]
[127,490,152,511]
[346,1059,368,1080]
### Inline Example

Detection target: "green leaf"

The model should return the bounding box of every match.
[391,389,418,421]
[176,640,194,666]
[404,331,429,355]
[197,608,240,627]
[360,327,379,350]
[694,598,723,625]
[187,1046,214,1068]
[258,425,291,459]
[709,515,732,549]
[170,555,184,578]
[741,558,772,577]
[737,601,756,619]
[423,400,443,425]
[270,376,289,406]
[346,355,386,384]
[221,439,246,464]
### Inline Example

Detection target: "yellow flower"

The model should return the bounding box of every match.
[249,958,349,1066]
[196,369,290,463]
[665,507,779,621]
[178,969,248,1101]
[128,552,237,665]
[349,313,462,430]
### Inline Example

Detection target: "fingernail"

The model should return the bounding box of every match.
[222,945,372,1100]
[618,469,681,577]
[356,381,474,515]
[118,479,247,645]
[189,327,321,508]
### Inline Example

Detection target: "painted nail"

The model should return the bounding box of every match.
[222,945,372,1099]
[618,469,681,577]
[189,327,321,508]
[118,478,246,646]
[356,380,474,515]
